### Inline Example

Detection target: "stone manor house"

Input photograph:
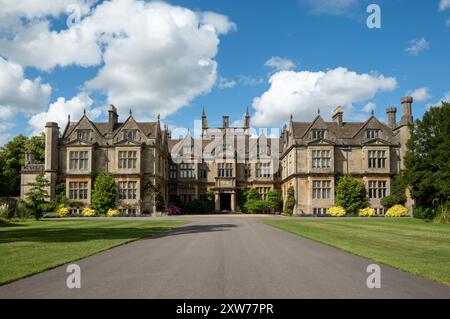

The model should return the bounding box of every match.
[20,97,414,215]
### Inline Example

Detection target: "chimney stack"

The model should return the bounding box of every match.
[108,104,119,133]
[223,115,229,129]
[332,106,344,127]
[400,96,413,125]
[386,107,397,129]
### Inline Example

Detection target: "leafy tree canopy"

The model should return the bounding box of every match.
[284,186,296,215]
[91,173,116,215]
[24,172,49,220]
[0,133,45,196]
[404,102,450,208]
[335,175,368,215]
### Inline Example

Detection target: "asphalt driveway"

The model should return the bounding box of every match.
[1,216,450,299]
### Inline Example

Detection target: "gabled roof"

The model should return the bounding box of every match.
[62,115,105,139]
[62,115,158,139]
[291,117,385,140]
[112,115,158,139]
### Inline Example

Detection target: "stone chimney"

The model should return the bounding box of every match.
[45,122,60,199]
[223,115,229,129]
[332,106,344,127]
[400,96,413,125]
[108,104,119,133]
[386,107,397,129]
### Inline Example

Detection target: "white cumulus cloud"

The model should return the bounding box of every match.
[252,67,397,126]
[405,38,429,56]
[301,0,359,16]
[0,57,51,114]
[363,102,376,113]
[0,0,235,126]
[264,57,296,71]
[408,87,431,102]
[440,0,450,11]
[28,93,100,135]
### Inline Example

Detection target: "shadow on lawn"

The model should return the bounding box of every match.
[0,223,238,244]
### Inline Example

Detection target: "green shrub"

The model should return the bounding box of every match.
[266,190,282,213]
[17,201,32,219]
[155,191,165,212]
[381,194,406,210]
[284,187,296,215]
[245,199,268,214]
[91,173,116,215]
[413,206,437,220]
[433,204,450,224]
[180,199,212,214]
[24,172,50,220]
[336,175,367,215]
[0,217,12,225]
[237,189,247,213]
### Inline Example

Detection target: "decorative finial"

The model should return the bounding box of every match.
[317,108,320,115]
[290,114,293,122]
[246,106,250,116]
[371,110,375,116]
[68,114,71,122]
[83,109,86,116]
[129,109,132,116]
[157,113,160,121]
[202,107,206,117]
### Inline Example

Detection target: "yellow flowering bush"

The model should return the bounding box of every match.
[327,206,346,217]
[107,209,120,217]
[386,204,409,217]
[82,208,96,217]
[359,207,375,217]
[56,204,69,217]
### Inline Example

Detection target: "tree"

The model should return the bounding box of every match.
[155,191,165,212]
[381,173,407,209]
[244,188,266,214]
[25,134,45,163]
[284,187,296,215]
[404,102,450,209]
[24,172,50,220]
[335,175,368,215]
[0,134,45,197]
[266,189,282,213]
[236,188,248,213]
[0,135,28,196]
[205,190,215,212]
[91,173,116,215]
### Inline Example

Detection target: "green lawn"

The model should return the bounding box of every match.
[0,219,186,285]
[262,218,450,286]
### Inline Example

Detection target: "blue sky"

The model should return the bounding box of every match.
[1,0,450,143]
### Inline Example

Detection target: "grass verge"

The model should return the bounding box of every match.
[262,218,450,286]
[0,219,186,285]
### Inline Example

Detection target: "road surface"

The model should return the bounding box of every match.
[1,216,450,299]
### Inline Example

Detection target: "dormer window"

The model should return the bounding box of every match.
[124,130,137,140]
[312,129,326,140]
[77,130,91,141]
[182,146,191,156]
[366,130,380,139]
